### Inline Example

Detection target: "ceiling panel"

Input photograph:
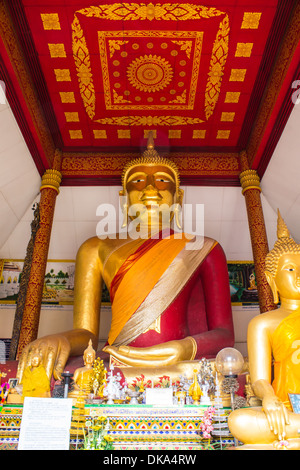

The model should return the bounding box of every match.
[0,0,299,185]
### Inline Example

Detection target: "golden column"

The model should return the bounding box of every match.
[16,153,62,358]
[239,151,276,314]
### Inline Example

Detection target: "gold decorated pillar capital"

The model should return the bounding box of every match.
[17,153,62,357]
[40,169,62,194]
[239,151,276,314]
[240,169,261,195]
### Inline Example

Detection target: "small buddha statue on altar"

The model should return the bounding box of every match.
[68,339,95,400]
[228,211,300,449]
[20,352,50,399]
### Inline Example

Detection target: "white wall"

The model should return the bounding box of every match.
[0,101,41,253]
[261,103,300,242]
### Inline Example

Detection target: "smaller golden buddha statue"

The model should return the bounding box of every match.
[228,211,300,449]
[68,339,95,401]
[21,352,50,400]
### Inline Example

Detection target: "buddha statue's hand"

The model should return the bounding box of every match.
[103,336,196,368]
[262,395,290,441]
[17,334,71,383]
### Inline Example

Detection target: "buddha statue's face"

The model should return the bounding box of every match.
[274,253,300,300]
[124,163,180,230]
[125,164,177,209]
[31,354,41,368]
[84,351,95,367]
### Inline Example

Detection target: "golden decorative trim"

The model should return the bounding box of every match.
[235,42,253,57]
[69,130,83,139]
[168,130,181,139]
[75,3,226,22]
[224,91,240,103]
[169,89,187,104]
[94,115,204,126]
[93,130,107,139]
[48,43,66,58]
[54,69,71,82]
[240,169,261,195]
[61,152,240,176]
[117,129,130,139]
[113,89,131,104]
[64,112,79,122]
[221,112,235,122]
[41,13,61,30]
[59,92,76,103]
[40,169,62,194]
[216,130,230,139]
[109,39,129,58]
[229,69,247,81]
[171,39,192,58]
[205,13,230,120]
[241,12,262,29]
[187,336,198,361]
[193,129,206,139]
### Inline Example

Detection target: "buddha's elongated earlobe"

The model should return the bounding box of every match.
[174,188,184,230]
[119,190,128,228]
[121,203,128,228]
[174,203,182,230]
[265,270,279,304]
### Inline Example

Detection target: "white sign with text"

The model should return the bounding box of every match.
[18,397,73,450]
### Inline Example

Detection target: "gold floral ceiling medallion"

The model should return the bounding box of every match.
[127,54,173,93]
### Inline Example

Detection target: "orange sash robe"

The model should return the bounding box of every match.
[107,233,192,345]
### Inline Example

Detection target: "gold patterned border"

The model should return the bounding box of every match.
[92,115,205,126]
[61,152,239,176]
[76,3,226,22]
[72,3,229,123]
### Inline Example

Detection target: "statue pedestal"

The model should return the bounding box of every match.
[0,403,234,450]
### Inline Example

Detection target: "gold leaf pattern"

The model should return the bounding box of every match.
[204,14,230,120]
[109,39,129,58]
[171,40,192,58]
[41,13,61,30]
[241,12,262,29]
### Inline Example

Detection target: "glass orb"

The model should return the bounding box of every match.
[215,347,244,377]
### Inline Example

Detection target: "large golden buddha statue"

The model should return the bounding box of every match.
[17,134,234,383]
[229,212,300,450]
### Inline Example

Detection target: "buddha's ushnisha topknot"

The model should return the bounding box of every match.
[121,131,180,192]
[265,210,300,276]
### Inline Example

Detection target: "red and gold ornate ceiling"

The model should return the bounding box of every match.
[0,1,299,185]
